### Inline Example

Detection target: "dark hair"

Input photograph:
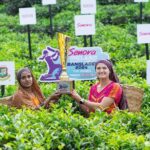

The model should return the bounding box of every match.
[95,59,119,83]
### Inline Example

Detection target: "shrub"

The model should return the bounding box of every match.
[3,0,41,15]
[98,0,134,5]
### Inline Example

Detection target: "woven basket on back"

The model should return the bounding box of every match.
[0,96,12,106]
[122,85,144,112]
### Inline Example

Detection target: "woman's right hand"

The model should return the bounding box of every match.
[48,92,62,102]
[70,90,82,103]
[44,100,50,109]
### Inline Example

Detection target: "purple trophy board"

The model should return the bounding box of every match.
[38,46,62,82]
[38,46,109,82]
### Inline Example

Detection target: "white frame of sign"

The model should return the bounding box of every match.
[19,7,36,25]
[137,24,150,44]
[147,60,150,84]
[74,15,95,36]
[134,0,148,2]
[80,0,96,14]
[42,0,56,5]
[0,61,15,85]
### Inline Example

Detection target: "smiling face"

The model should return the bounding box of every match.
[20,71,33,88]
[96,63,110,80]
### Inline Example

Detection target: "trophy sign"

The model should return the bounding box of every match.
[57,33,73,93]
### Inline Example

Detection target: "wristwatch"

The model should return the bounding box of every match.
[79,98,85,104]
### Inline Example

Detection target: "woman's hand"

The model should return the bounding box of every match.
[48,92,62,102]
[44,100,50,109]
[70,90,82,103]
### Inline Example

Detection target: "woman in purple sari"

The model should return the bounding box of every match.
[71,60,123,114]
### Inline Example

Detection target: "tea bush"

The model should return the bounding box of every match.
[0,1,150,149]
[0,104,149,149]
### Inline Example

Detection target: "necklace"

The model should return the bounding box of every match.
[97,80,112,92]
[97,84,104,93]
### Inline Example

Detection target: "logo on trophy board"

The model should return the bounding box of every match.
[0,62,15,85]
[38,46,62,82]
[0,66,10,80]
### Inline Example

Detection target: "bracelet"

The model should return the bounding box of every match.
[79,98,85,104]
[98,104,104,111]
[98,104,109,111]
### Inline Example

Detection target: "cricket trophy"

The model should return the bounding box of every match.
[57,33,73,93]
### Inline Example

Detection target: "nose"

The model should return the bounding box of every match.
[99,69,104,72]
[26,77,31,82]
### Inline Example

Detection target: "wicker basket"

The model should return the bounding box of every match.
[0,96,12,106]
[122,85,144,112]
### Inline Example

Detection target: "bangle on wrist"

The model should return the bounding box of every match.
[79,98,85,104]
[98,104,108,111]
[98,104,104,111]
[40,102,45,107]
